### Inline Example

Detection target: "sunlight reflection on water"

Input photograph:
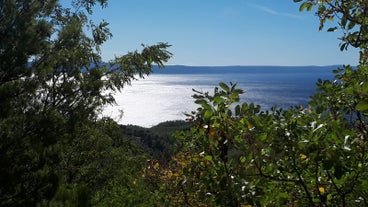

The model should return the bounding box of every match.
[103,75,214,127]
[103,71,330,127]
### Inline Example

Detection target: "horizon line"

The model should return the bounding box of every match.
[164,64,349,67]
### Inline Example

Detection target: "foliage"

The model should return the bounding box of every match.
[0,0,171,206]
[293,0,368,63]
[150,120,192,138]
[121,121,192,161]
[149,80,368,206]
[52,118,146,206]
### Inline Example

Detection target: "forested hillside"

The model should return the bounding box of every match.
[121,121,191,161]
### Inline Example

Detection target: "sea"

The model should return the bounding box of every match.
[102,65,337,127]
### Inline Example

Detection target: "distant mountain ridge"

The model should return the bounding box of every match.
[152,65,343,74]
[26,62,344,75]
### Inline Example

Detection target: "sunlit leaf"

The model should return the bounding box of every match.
[300,153,308,159]
[219,82,229,92]
[356,102,368,111]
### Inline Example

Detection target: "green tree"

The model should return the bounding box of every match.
[0,0,171,206]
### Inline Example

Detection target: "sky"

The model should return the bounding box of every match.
[88,0,359,66]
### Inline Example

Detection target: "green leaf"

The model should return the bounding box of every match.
[341,16,347,28]
[235,105,241,116]
[299,2,308,11]
[213,96,225,105]
[259,133,267,141]
[307,3,313,11]
[340,42,348,51]
[219,82,229,92]
[300,2,313,12]
[204,110,213,120]
[327,27,337,32]
[356,102,368,111]
[204,155,213,162]
[278,192,290,199]
[230,93,240,102]
[195,99,208,106]
[347,21,355,30]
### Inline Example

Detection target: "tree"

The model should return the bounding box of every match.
[0,0,171,206]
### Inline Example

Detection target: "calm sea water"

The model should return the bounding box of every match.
[103,66,335,127]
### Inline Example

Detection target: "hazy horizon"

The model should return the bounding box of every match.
[163,64,346,67]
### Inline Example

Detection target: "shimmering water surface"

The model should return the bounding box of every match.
[103,66,335,127]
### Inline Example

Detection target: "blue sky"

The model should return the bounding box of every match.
[89,0,358,66]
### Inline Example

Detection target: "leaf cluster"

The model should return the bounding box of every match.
[294,0,368,63]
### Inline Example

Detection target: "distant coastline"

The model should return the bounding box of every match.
[152,65,342,74]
